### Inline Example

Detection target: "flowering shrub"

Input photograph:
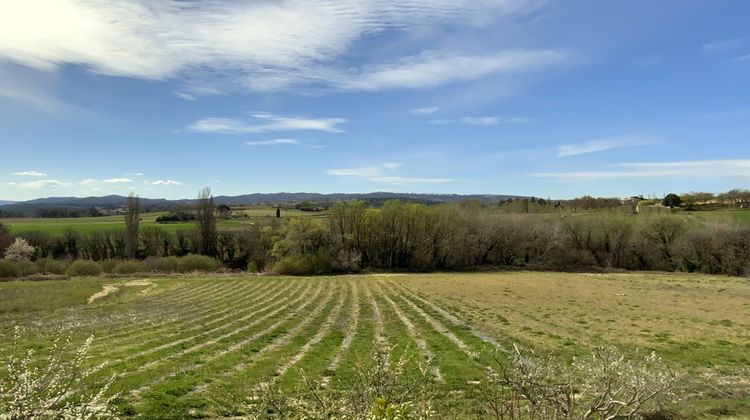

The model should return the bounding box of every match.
[481,345,682,419]
[0,327,117,419]
[3,238,35,262]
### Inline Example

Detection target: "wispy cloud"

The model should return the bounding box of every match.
[13,170,47,177]
[556,135,662,158]
[326,162,451,185]
[340,49,572,92]
[702,38,741,53]
[151,179,182,186]
[734,54,750,62]
[244,138,300,146]
[410,106,439,115]
[5,180,70,189]
[189,113,346,134]
[102,178,133,184]
[530,159,750,180]
[0,1,546,95]
[461,116,500,126]
[79,178,133,185]
[428,116,531,126]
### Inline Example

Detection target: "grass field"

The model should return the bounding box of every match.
[687,209,750,227]
[0,272,748,418]
[1,207,328,235]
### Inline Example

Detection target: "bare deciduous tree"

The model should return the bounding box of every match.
[124,194,140,259]
[196,187,217,256]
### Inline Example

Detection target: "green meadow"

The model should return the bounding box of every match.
[2,207,329,235]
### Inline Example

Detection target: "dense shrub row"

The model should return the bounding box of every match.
[0,254,223,279]
[3,200,750,277]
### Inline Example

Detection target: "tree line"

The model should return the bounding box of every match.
[2,188,749,277]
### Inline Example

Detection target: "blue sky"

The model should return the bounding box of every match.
[1,0,749,201]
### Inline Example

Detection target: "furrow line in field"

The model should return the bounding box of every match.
[273,282,348,381]
[391,283,510,354]
[382,282,476,358]
[89,280,276,354]
[217,280,332,371]
[91,280,295,368]
[91,280,255,345]
[374,281,443,382]
[90,280,239,342]
[134,281,328,398]
[364,280,387,352]
[21,280,223,333]
[320,280,359,388]
[186,281,335,397]
[128,281,312,376]
[58,280,298,406]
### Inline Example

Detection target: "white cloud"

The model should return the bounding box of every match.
[102,178,133,184]
[0,63,86,115]
[13,170,46,177]
[556,135,662,158]
[530,159,750,180]
[151,179,182,186]
[6,179,70,189]
[702,38,741,53]
[428,116,529,126]
[79,178,98,185]
[461,116,500,126]
[410,106,439,115]
[189,113,346,134]
[340,49,572,91]
[0,0,546,94]
[326,162,451,184]
[244,138,300,146]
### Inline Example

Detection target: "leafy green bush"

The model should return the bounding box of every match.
[145,256,180,273]
[177,254,220,273]
[0,260,20,278]
[113,260,147,274]
[273,250,332,275]
[35,258,68,275]
[14,260,38,277]
[0,260,39,278]
[246,261,259,273]
[99,259,119,274]
[66,260,103,277]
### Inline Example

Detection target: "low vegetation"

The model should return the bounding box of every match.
[0,273,746,418]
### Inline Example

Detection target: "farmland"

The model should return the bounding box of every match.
[1,272,748,418]
[1,207,328,235]
[4,207,750,238]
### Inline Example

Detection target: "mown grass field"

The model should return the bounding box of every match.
[1,207,328,235]
[0,272,748,418]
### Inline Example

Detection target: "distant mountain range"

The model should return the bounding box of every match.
[0,192,522,216]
